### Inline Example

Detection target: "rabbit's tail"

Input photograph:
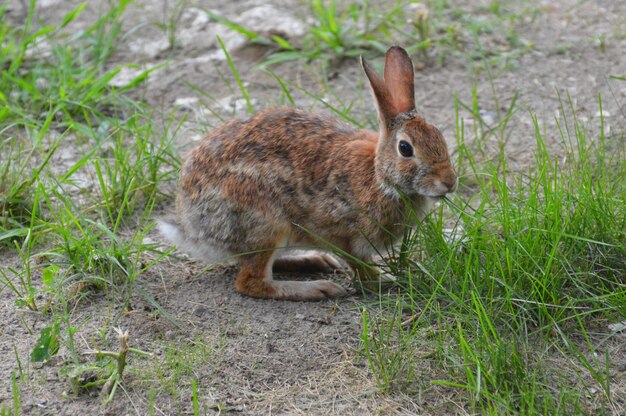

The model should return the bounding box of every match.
[157,218,232,264]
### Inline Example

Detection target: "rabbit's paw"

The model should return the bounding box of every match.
[272,279,351,301]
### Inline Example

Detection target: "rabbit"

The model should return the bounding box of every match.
[158,46,457,301]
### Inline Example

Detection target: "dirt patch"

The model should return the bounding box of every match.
[1,0,625,414]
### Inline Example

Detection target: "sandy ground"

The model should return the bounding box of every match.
[1,0,624,414]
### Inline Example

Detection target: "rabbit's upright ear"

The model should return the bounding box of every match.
[383,46,415,115]
[361,47,416,132]
[361,56,396,129]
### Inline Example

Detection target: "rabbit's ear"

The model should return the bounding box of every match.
[361,56,396,128]
[383,46,415,115]
[361,47,416,130]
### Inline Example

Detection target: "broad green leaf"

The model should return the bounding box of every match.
[31,324,60,362]
[42,265,60,287]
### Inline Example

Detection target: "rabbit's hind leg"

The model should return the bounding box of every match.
[273,250,344,273]
[234,249,349,301]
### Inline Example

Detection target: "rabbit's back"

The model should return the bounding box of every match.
[176,108,381,253]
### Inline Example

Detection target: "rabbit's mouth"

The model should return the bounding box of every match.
[416,176,457,198]
[417,186,453,198]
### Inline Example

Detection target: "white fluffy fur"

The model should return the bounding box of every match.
[157,220,232,264]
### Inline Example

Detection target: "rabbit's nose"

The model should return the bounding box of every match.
[442,171,458,193]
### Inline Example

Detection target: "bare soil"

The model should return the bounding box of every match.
[1,0,625,415]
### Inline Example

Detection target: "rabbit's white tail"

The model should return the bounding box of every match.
[157,219,232,264]
[157,220,185,246]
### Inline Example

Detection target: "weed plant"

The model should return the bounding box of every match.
[205,0,536,72]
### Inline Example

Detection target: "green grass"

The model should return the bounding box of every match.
[0,0,178,305]
[1,0,624,415]
[1,0,178,386]
[0,372,20,416]
[204,0,537,72]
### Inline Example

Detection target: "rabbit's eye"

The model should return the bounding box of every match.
[398,140,414,157]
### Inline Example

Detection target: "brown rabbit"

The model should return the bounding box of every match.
[159,46,457,301]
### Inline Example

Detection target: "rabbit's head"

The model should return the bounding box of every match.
[362,47,457,198]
